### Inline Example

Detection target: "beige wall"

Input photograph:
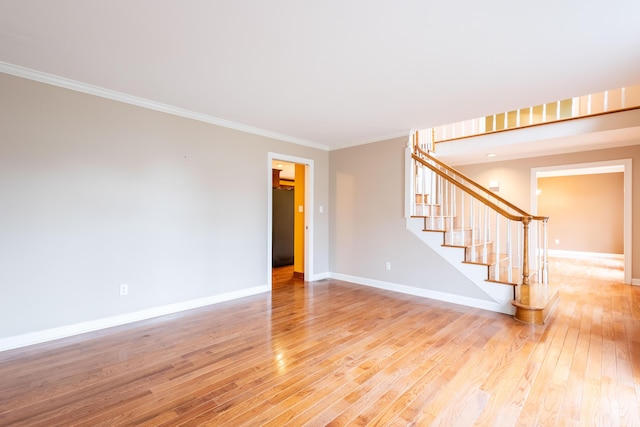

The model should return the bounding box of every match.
[2,70,639,344]
[329,137,494,300]
[0,73,329,340]
[329,137,640,301]
[538,173,624,254]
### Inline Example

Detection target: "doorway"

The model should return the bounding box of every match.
[267,153,314,288]
[531,159,632,284]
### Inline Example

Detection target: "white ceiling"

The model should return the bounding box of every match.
[1,1,639,151]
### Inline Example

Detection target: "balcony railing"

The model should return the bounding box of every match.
[428,84,640,144]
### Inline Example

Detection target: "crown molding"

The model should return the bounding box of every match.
[0,61,330,151]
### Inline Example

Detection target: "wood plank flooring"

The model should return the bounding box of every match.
[0,256,638,426]
[272,265,295,286]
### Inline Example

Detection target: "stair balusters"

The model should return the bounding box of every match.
[410,132,549,309]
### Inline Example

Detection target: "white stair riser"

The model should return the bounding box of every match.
[407,217,515,315]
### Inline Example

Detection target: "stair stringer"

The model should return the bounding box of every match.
[406,217,516,315]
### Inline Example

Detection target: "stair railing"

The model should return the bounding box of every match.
[410,132,549,307]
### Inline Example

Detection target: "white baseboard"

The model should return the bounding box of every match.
[632,278,640,286]
[310,271,331,281]
[329,273,512,315]
[548,249,624,259]
[0,285,270,353]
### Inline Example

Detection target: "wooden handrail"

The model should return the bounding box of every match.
[413,142,548,222]
[411,131,550,314]
[412,153,526,223]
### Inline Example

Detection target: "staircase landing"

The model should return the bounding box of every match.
[512,286,560,325]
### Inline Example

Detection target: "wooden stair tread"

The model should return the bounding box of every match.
[486,279,518,287]
[442,239,492,248]
[512,288,560,325]
[423,228,472,234]
[424,227,472,232]
[418,218,553,324]
[462,253,509,267]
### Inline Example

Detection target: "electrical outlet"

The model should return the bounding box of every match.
[555,239,560,245]
[386,261,391,271]
[120,283,128,296]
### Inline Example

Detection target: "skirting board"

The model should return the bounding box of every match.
[0,285,270,353]
[311,271,331,281]
[329,272,513,315]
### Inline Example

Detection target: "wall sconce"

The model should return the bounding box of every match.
[489,180,500,192]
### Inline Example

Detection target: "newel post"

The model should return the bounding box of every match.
[520,216,532,306]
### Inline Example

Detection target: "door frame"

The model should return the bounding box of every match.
[530,158,632,284]
[267,152,314,287]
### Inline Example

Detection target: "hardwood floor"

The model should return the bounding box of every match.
[272,265,296,286]
[0,256,638,426]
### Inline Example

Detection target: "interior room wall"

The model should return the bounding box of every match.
[455,144,640,280]
[0,73,329,342]
[538,173,624,254]
[328,136,496,301]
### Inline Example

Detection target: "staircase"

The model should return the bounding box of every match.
[407,131,558,324]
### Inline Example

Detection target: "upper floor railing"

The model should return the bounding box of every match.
[429,84,640,143]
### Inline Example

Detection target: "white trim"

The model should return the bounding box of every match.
[632,278,640,286]
[329,273,512,315]
[0,61,329,151]
[267,153,315,287]
[531,159,632,285]
[311,272,331,281]
[0,285,269,353]
[537,165,624,177]
[404,138,414,218]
